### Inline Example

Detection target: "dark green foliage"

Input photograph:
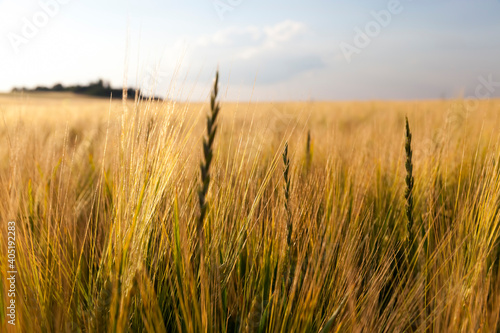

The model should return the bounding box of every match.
[11,79,145,100]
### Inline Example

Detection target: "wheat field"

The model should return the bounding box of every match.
[1,81,500,332]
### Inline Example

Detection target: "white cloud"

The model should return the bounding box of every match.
[264,20,306,43]
[168,20,324,85]
[194,20,307,56]
[196,25,264,47]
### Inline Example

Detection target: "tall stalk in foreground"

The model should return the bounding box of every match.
[403,116,421,331]
[196,71,220,328]
[282,142,295,291]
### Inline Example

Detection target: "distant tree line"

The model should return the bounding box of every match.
[11,79,158,100]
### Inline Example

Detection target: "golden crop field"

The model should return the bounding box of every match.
[1,84,500,332]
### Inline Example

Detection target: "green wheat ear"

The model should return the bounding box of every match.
[283,142,297,290]
[197,69,220,268]
[283,142,292,246]
[306,130,312,171]
[404,116,415,257]
[92,279,113,332]
[243,293,263,333]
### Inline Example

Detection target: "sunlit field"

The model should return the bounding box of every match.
[1,86,500,332]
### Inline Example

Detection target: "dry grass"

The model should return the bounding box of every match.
[1,88,500,332]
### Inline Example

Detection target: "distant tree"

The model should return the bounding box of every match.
[8,79,147,100]
[34,86,50,92]
[52,83,64,92]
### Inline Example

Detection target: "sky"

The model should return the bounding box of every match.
[0,0,499,101]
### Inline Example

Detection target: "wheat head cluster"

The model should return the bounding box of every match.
[1,72,500,332]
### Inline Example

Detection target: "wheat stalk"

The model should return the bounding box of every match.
[193,70,221,330]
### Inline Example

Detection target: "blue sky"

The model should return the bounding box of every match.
[0,0,499,101]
